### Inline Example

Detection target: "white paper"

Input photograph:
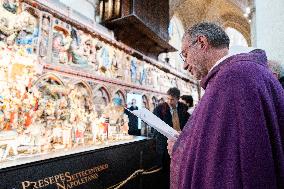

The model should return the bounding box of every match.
[129,108,179,140]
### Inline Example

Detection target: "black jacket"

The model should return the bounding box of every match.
[124,106,140,136]
[153,102,190,188]
[153,102,189,130]
[153,101,190,157]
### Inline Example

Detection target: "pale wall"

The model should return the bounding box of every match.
[255,0,284,75]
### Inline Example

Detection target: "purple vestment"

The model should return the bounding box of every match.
[171,50,284,188]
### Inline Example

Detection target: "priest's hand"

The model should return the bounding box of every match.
[167,133,180,158]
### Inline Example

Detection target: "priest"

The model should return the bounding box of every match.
[168,22,284,189]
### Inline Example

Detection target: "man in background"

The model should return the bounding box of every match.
[180,95,194,115]
[153,87,189,189]
[268,60,284,89]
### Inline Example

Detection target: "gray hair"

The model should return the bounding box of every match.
[268,60,281,77]
[184,22,230,49]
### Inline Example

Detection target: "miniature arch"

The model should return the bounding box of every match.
[112,90,126,105]
[93,84,111,106]
[33,73,66,101]
[71,80,94,99]
[33,73,65,86]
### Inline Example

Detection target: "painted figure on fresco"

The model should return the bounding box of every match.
[130,58,137,83]
[39,15,51,57]
[98,46,110,73]
[110,49,122,78]
[134,61,140,84]
[122,55,131,82]
[88,39,98,68]
[81,38,93,64]
[139,65,147,85]
[151,67,158,88]
[90,41,103,71]
[145,66,153,86]
[114,50,125,79]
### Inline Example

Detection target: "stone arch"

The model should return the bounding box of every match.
[159,14,185,69]
[168,15,185,48]
[225,27,248,47]
[221,13,251,46]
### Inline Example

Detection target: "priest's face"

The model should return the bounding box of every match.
[181,36,208,80]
